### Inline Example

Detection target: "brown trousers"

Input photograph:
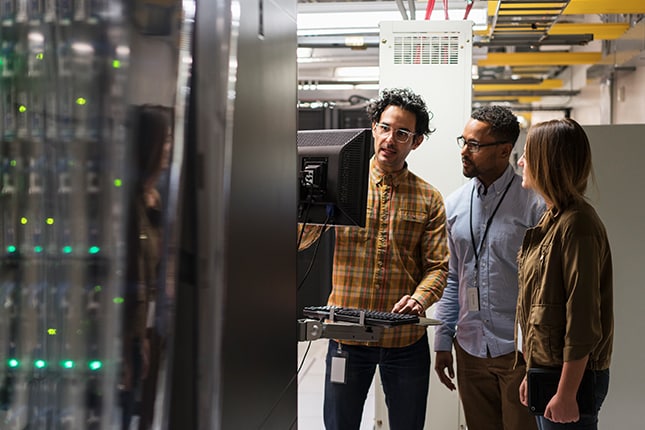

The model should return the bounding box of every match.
[454,341,537,430]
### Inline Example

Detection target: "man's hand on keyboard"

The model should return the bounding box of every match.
[391,295,424,315]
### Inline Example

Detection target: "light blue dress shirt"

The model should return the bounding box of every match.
[434,165,545,358]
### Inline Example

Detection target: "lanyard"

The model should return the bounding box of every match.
[469,176,514,271]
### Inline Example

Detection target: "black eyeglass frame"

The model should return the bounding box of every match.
[456,136,509,153]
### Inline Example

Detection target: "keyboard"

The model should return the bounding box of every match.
[303,305,420,328]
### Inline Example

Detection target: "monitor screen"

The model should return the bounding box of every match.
[297,128,373,227]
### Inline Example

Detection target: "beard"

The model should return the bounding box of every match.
[462,157,478,178]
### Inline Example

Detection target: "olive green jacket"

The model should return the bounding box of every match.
[516,201,613,370]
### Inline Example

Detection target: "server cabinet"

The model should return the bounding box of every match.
[0,1,192,428]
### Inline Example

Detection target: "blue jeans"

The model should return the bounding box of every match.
[323,334,430,430]
[536,369,610,430]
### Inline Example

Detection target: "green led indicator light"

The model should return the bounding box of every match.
[34,246,43,253]
[18,105,27,113]
[34,359,47,369]
[10,159,16,167]
[89,360,102,371]
[113,178,123,187]
[7,245,16,253]
[113,297,124,304]
[94,285,102,292]
[62,360,74,369]
[88,246,100,254]
[47,328,57,335]
[62,246,72,254]
[112,59,121,68]
[36,53,43,60]
[8,358,19,368]
[20,217,28,225]
[75,97,87,105]
[46,218,54,225]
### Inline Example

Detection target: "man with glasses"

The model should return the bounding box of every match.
[433,105,545,430]
[307,88,449,430]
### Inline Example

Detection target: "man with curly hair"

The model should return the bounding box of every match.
[433,105,545,430]
[301,88,449,429]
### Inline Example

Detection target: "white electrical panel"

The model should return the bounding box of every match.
[379,20,473,198]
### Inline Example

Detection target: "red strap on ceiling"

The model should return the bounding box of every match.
[425,0,451,20]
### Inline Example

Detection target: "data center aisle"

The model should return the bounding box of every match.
[298,340,376,430]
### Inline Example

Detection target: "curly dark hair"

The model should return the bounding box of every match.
[471,105,520,146]
[366,88,433,137]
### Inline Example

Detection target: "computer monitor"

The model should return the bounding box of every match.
[297,128,372,227]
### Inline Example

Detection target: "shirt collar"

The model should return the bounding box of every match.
[370,156,409,187]
[474,164,515,197]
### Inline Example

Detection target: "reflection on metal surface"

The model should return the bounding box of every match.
[122,1,192,429]
[156,0,195,428]
[200,0,243,426]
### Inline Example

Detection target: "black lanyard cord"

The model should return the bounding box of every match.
[469,175,515,270]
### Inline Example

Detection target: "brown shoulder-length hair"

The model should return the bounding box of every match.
[524,118,592,211]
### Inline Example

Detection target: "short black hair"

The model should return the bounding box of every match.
[366,88,433,137]
[471,105,520,146]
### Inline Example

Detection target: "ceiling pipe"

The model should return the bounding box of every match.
[408,0,416,20]
[395,0,409,20]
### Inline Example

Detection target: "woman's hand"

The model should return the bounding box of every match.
[519,375,528,406]
[544,392,580,423]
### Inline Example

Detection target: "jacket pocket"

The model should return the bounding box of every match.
[529,304,565,365]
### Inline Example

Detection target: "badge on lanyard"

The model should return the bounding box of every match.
[468,269,480,311]
[330,343,349,384]
[467,286,480,312]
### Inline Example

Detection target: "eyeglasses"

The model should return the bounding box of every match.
[373,123,416,144]
[457,136,509,153]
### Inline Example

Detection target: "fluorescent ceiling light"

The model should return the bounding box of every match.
[355,84,380,90]
[335,66,379,78]
[297,47,313,58]
[297,57,329,64]
[299,83,356,91]
[345,36,366,47]
[298,83,381,91]
[298,9,487,36]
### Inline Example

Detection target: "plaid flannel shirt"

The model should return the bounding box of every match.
[306,158,448,347]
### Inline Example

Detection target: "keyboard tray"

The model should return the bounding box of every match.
[303,305,420,328]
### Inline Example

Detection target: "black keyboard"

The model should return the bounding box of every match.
[303,305,419,328]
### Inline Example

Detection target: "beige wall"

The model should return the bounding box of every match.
[530,64,645,126]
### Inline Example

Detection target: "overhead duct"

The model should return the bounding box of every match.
[587,17,645,79]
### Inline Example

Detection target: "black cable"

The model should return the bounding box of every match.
[297,212,331,292]
[297,341,312,374]
[257,341,313,429]
[296,199,312,250]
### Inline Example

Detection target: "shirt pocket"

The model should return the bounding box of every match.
[394,209,427,250]
[529,303,565,365]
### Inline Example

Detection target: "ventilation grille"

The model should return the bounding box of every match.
[393,34,460,65]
